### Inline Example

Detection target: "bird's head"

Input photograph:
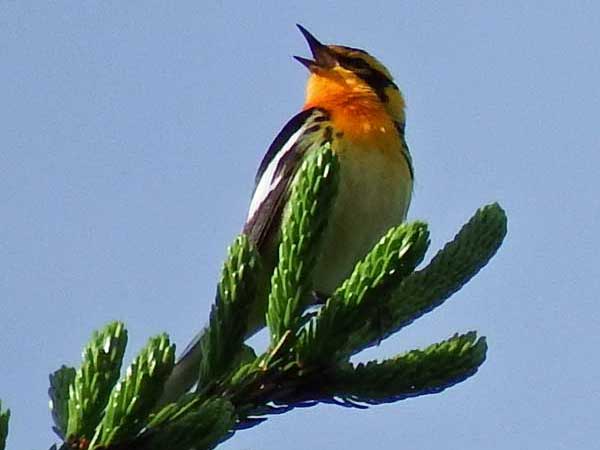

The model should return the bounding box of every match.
[294,24,405,125]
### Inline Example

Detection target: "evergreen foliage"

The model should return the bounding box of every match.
[297,220,430,365]
[92,334,175,447]
[0,401,9,450]
[66,321,128,442]
[0,144,507,450]
[197,234,260,390]
[267,144,339,343]
[49,366,75,439]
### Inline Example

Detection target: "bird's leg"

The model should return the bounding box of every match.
[371,302,394,345]
[296,291,329,328]
[310,290,329,305]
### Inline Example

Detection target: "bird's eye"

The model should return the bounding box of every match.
[338,56,395,85]
[339,56,372,73]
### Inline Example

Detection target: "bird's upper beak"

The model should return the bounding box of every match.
[294,24,336,71]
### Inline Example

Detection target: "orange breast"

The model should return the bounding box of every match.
[300,69,414,293]
[303,70,401,154]
[330,102,400,152]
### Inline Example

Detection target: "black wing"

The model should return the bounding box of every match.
[244,107,330,252]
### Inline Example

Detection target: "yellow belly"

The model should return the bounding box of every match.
[313,141,413,294]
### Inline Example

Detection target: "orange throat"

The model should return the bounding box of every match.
[302,71,402,150]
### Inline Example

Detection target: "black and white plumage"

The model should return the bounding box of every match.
[243,107,330,252]
[243,105,412,300]
[158,25,415,405]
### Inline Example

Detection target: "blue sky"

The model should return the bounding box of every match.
[1,2,599,449]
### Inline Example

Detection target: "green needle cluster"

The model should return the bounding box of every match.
[0,401,9,450]
[0,144,507,450]
[267,144,339,343]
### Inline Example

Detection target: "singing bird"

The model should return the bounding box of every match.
[159,25,413,403]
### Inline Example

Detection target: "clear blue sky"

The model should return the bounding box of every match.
[2,2,598,449]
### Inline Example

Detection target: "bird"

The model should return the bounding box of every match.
[159,24,414,404]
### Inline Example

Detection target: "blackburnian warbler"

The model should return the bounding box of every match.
[160,25,413,402]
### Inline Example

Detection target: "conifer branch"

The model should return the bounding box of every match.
[0,401,9,450]
[267,143,339,344]
[197,235,260,390]
[0,144,507,450]
[297,221,430,364]
[344,203,507,354]
[142,398,235,450]
[157,235,261,405]
[49,366,76,439]
[66,322,127,442]
[91,334,175,447]
[326,331,487,404]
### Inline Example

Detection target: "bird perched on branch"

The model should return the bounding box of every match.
[160,24,413,403]
[243,24,413,329]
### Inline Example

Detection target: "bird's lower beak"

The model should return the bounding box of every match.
[294,24,336,71]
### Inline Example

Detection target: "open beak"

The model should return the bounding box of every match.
[294,24,336,71]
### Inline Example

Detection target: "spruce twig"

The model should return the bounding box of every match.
[344,203,507,354]
[92,334,175,447]
[298,222,430,364]
[0,143,507,450]
[267,143,339,344]
[157,235,261,406]
[49,366,76,439]
[66,322,127,443]
[327,332,487,404]
[142,398,235,450]
[197,235,260,391]
[0,401,9,450]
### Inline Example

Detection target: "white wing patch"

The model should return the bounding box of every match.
[246,125,307,221]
